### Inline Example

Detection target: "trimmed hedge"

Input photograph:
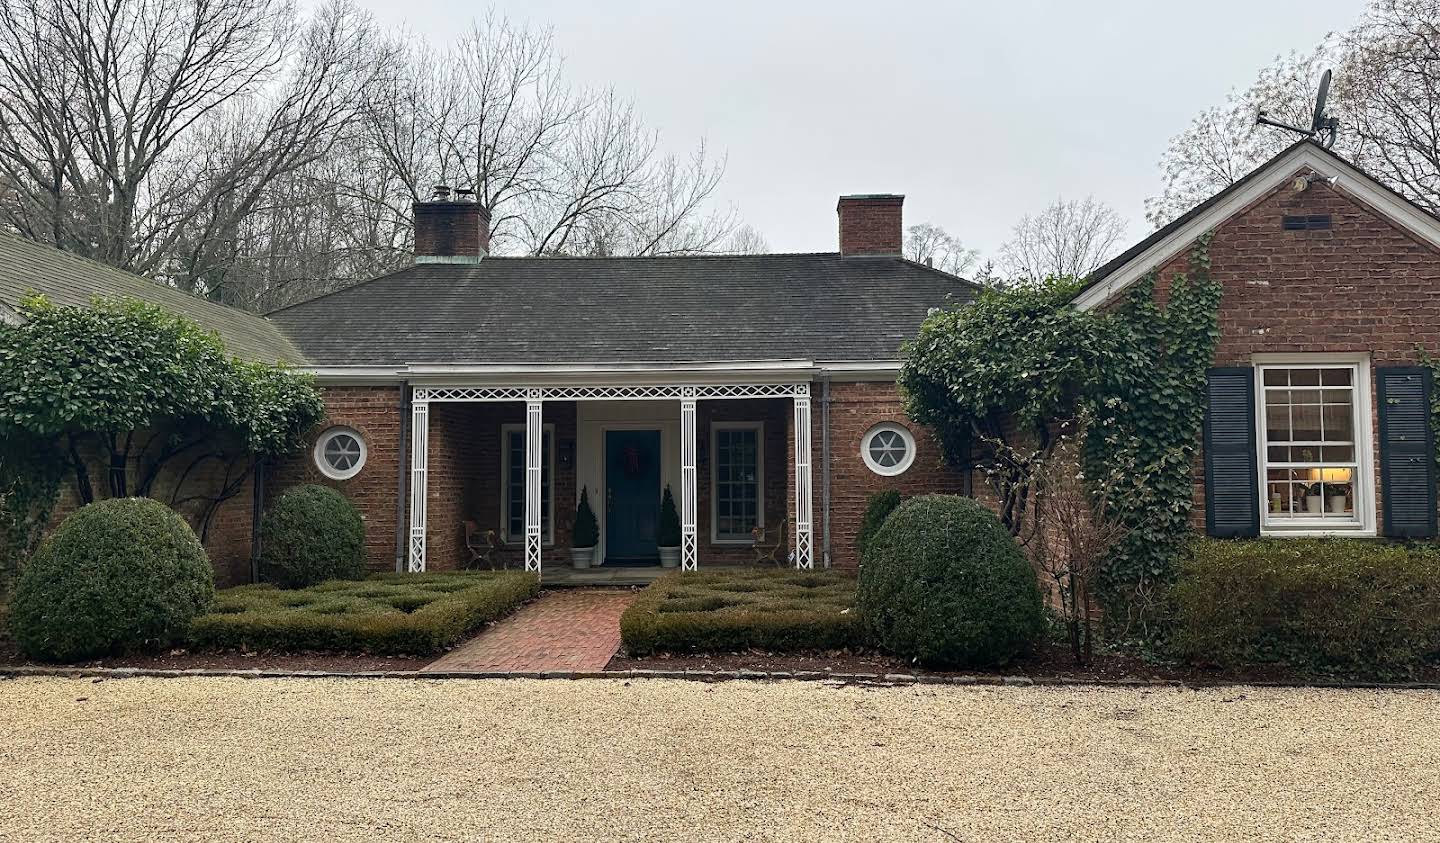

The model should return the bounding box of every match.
[856,489,902,562]
[189,571,539,655]
[1171,539,1440,676]
[261,484,365,588]
[9,498,215,662]
[858,495,1044,668]
[620,568,861,656]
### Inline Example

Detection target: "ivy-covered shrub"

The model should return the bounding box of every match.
[856,489,902,562]
[261,485,365,588]
[1170,539,1440,677]
[8,498,215,662]
[858,495,1044,667]
[0,296,324,549]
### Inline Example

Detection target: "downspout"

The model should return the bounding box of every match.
[394,380,411,573]
[820,373,833,568]
[249,459,266,584]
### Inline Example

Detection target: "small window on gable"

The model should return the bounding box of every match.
[1282,214,1331,231]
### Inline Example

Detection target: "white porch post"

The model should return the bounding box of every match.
[525,392,544,574]
[680,394,698,571]
[792,385,814,569]
[408,398,429,572]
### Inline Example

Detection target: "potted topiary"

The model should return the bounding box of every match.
[572,487,599,569]
[657,485,682,568]
[1304,482,1325,515]
[1327,482,1351,514]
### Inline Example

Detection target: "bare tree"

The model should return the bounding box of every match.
[0,0,394,300]
[1149,1,1440,227]
[997,196,1127,282]
[724,223,770,254]
[904,222,978,276]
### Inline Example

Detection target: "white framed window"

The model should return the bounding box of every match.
[861,422,916,477]
[314,427,367,480]
[500,424,555,545]
[712,422,764,543]
[1255,354,1375,535]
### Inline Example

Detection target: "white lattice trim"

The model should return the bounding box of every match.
[415,383,807,403]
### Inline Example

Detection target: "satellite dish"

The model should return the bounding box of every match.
[1256,69,1339,148]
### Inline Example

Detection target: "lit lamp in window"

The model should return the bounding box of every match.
[1308,467,1353,514]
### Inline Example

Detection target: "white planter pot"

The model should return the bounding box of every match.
[1305,495,1323,515]
[1329,495,1348,514]
[570,547,595,569]
[658,546,681,568]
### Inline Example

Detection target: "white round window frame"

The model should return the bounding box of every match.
[314,426,367,481]
[860,422,916,477]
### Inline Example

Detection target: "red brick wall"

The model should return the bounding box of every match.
[698,399,789,565]
[824,381,969,567]
[837,195,903,256]
[412,201,490,257]
[1144,174,1440,531]
[269,385,406,572]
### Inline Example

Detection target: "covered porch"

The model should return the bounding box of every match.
[406,374,816,578]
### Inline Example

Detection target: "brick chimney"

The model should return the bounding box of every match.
[413,185,489,263]
[837,194,904,257]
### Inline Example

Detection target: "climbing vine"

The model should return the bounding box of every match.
[901,237,1221,633]
[1085,236,1221,632]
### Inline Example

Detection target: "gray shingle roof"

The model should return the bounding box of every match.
[268,253,976,366]
[0,231,305,364]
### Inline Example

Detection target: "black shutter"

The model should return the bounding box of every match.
[1377,366,1437,538]
[1204,367,1260,538]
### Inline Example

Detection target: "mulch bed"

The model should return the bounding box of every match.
[0,638,433,672]
[608,641,1440,685]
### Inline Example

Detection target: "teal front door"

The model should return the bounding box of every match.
[604,429,661,562]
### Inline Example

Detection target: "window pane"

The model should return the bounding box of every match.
[1266,404,1290,442]
[1320,368,1352,386]
[1321,404,1353,442]
[1290,369,1321,387]
[715,428,760,539]
[1263,368,1289,386]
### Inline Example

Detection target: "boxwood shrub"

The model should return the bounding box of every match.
[189,571,539,655]
[9,498,215,662]
[1170,539,1440,676]
[620,568,861,656]
[858,495,1043,668]
[261,484,365,588]
[856,489,902,562]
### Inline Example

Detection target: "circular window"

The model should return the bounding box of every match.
[314,427,367,480]
[861,423,916,476]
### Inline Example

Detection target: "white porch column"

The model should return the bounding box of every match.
[525,392,544,574]
[792,386,814,569]
[680,395,698,571]
[408,398,429,572]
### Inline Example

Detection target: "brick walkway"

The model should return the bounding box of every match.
[422,589,636,673]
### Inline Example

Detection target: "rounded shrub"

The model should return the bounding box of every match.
[858,495,1044,668]
[261,484,365,588]
[9,498,214,662]
[856,489,903,563]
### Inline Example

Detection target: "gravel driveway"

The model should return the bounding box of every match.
[0,677,1436,841]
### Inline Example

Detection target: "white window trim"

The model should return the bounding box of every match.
[861,422,917,477]
[314,426,367,481]
[500,423,556,546]
[1253,353,1377,537]
[711,421,765,545]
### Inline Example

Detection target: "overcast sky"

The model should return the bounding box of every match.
[362,0,1365,260]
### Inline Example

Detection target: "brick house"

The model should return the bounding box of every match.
[265,193,976,576]
[1073,140,1440,541]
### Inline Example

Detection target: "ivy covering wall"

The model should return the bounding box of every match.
[901,238,1221,629]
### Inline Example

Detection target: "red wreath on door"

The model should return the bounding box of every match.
[622,444,646,477]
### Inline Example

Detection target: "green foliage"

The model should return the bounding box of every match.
[657,485,681,547]
[1087,239,1221,628]
[900,241,1221,633]
[857,495,1044,667]
[856,489,902,562]
[573,486,599,547]
[0,295,323,506]
[1415,348,1440,473]
[1170,539,1440,677]
[189,572,540,655]
[9,498,215,662]
[261,485,366,588]
[621,568,860,656]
